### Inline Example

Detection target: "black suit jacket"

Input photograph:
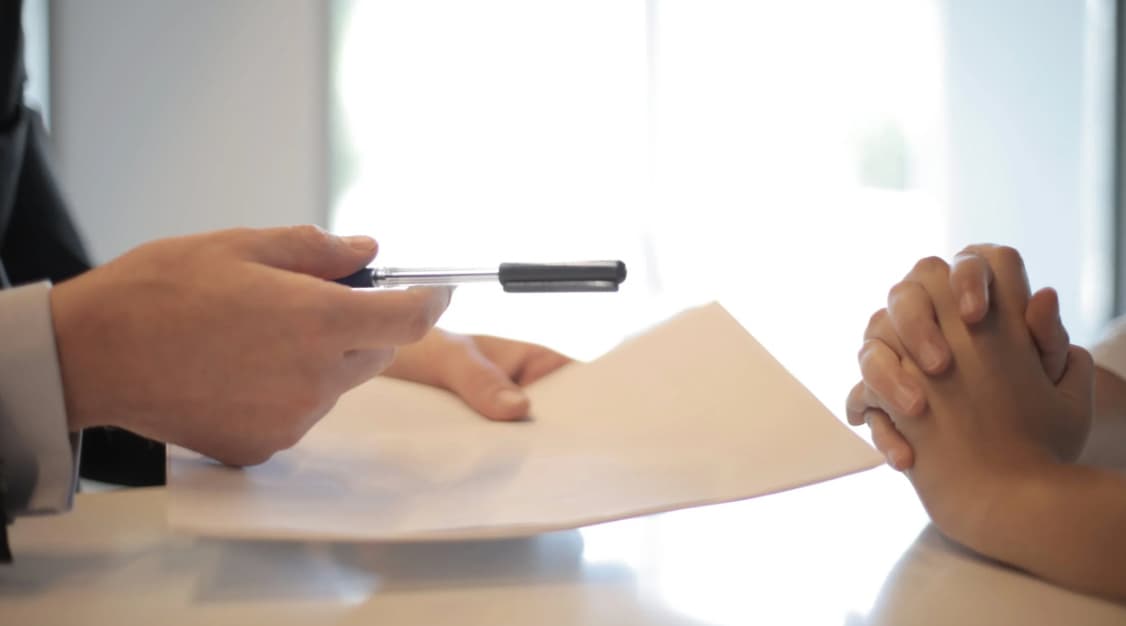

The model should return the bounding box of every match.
[0,1,164,510]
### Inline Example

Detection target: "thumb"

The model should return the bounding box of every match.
[444,349,531,422]
[238,225,378,279]
[1054,345,1095,461]
[1058,345,1095,412]
[1026,287,1069,383]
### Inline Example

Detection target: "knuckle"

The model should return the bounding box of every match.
[911,255,949,277]
[951,251,985,275]
[954,243,993,264]
[866,308,889,332]
[856,342,870,364]
[857,338,885,369]
[991,245,1024,270]
[950,264,985,294]
[292,224,332,248]
[955,243,981,257]
[857,347,904,402]
[887,288,936,339]
[886,281,919,308]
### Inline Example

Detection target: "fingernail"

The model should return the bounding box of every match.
[919,341,944,371]
[895,383,920,414]
[960,293,977,318]
[495,388,527,409]
[343,235,376,252]
[887,450,901,469]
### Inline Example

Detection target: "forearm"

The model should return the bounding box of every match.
[960,464,1126,601]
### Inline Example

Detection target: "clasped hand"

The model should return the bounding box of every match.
[846,245,1093,539]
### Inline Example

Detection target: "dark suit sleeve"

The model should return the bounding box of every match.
[1,0,25,127]
[0,1,86,302]
[1,458,11,563]
[0,0,20,560]
[0,7,164,491]
[1,109,90,285]
[1,109,166,488]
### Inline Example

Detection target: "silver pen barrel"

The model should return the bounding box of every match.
[372,267,498,287]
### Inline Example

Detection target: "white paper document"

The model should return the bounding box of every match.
[167,302,882,541]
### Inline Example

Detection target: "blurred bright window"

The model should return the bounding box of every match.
[331,0,1115,411]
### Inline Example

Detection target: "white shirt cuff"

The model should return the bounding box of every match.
[0,281,80,516]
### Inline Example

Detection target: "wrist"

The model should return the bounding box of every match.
[951,460,1067,558]
[49,277,109,432]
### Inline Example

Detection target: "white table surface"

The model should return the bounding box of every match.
[3,468,1124,626]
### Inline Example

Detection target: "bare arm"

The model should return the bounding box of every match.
[860,248,1126,601]
[964,463,1126,600]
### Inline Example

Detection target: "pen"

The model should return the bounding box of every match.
[334,261,627,293]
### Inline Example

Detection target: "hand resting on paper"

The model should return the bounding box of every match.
[384,329,572,420]
[50,224,569,468]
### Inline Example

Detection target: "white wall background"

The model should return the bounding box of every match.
[940,0,1115,346]
[42,0,1114,349]
[50,0,329,263]
[20,0,49,120]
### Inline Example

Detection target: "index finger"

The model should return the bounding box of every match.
[327,286,453,348]
[957,244,1031,319]
[473,335,574,385]
[887,279,951,374]
[1026,287,1069,383]
[949,248,993,324]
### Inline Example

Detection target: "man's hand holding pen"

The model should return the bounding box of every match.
[49,225,451,466]
[47,225,578,467]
